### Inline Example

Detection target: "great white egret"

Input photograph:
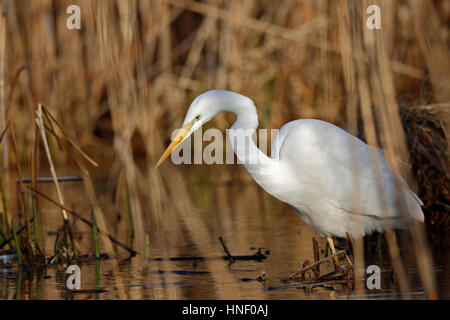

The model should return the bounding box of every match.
[157,90,424,259]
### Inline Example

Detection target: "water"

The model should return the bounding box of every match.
[0,165,448,299]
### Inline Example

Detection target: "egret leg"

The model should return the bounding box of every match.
[326,237,340,268]
[376,233,384,260]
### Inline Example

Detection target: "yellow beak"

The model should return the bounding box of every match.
[156,121,193,168]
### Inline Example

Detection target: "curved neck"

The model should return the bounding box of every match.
[193,90,283,198]
[225,98,276,180]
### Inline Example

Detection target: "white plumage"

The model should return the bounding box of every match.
[269,118,423,237]
[157,90,424,238]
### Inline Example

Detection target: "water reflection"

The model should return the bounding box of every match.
[0,166,448,299]
[2,255,448,300]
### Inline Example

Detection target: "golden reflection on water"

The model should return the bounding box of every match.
[0,165,448,299]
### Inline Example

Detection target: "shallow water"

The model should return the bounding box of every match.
[0,165,448,300]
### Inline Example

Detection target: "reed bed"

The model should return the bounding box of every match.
[0,0,448,299]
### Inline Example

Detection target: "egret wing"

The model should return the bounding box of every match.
[274,119,423,222]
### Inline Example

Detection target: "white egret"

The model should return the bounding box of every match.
[157,90,424,257]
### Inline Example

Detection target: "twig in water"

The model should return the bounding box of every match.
[283,250,347,282]
[219,236,234,264]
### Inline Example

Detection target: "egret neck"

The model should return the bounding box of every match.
[222,93,281,194]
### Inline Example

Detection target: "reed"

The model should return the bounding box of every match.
[92,208,100,260]
[10,219,22,266]
[0,0,7,171]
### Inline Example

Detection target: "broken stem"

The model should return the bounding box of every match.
[219,236,234,264]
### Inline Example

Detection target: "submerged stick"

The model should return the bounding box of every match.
[0,216,33,248]
[26,186,137,256]
[219,236,234,264]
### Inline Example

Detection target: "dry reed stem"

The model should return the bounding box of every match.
[40,102,129,298]
[31,109,41,250]
[337,0,365,293]
[410,0,450,102]
[95,0,148,260]
[0,0,7,170]
[35,104,68,221]
[159,0,424,80]
[361,0,412,298]
[178,16,216,89]
[373,0,438,299]
[42,108,98,167]
[0,119,9,143]
[159,0,327,46]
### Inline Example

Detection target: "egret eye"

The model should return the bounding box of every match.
[194,114,201,121]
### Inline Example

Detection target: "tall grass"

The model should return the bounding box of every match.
[0,0,448,299]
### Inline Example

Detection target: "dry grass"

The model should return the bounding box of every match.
[0,0,448,299]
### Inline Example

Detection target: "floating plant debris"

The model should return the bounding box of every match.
[149,256,205,262]
[65,289,108,294]
[218,237,268,264]
[129,282,194,289]
[171,270,210,275]
[226,251,267,262]
[239,278,257,282]
[279,238,354,291]
[150,270,210,275]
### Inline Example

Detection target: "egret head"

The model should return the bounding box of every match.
[156,91,223,167]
